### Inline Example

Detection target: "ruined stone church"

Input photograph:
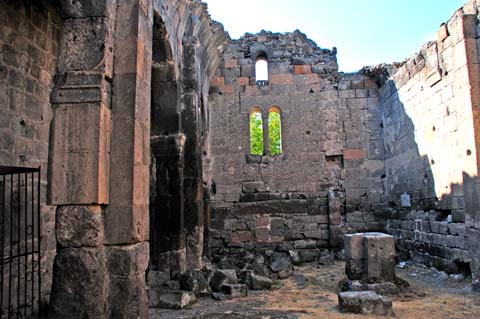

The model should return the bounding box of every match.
[1,0,480,318]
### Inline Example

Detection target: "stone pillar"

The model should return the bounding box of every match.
[104,0,152,317]
[328,189,344,249]
[262,111,270,155]
[345,233,396,283]
[462,12,480,290]
[182,91,204,270]
[150,134,187,277]
[202,185,212,258]
[181,30,204,270]
[48,1,116,318]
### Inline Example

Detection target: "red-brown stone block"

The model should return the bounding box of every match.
[238,77,249,86]
[343,149,366,160]
[270,74,293,85]
[211,76,225,87]
[294,65,312,74]
[225,58,238,68]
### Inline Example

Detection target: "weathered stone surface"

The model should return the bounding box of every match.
[148,270,169,288]
[106,0,152,246]
[179,270,210,296]
[342,280,400,296]
[221,283,248,297]
[108,273,149,318]
[345,233,396,283]
[149,289,196,309]
[269,252,292,273]
[345,233,364,260]
[57,17,114,75]
[210,269,238,292]
[338,291,393,315]
[346,258,364,281]
[186,226,204,270]
[165,280,180,290]
[56,205,103,248]
[60,0,117,18]
[364,233,395,282]
[242,181,267,193]
[106,242,149,276]
[49,103,111,205]
[49,247,107,319]
[240,270,273,290]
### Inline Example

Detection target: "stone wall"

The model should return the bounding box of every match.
[380,2,480,277]
[0,0,62,307]
[207,31,386,262]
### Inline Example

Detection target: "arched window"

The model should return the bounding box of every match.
[249,107,264,155]
[255,52,268,86]
[268,106,282,155]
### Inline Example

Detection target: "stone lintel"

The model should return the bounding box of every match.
[51,72,112,106]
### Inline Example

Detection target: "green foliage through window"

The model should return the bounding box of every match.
[250,112,263,155]
[268,111,282,155]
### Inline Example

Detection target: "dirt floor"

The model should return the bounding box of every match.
[149,261,480,319]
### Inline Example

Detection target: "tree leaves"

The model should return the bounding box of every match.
[268,111,282,155]
[250,111,282,156]
[250,112,263,155]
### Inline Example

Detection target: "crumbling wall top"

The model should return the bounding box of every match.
[228,29,337,72]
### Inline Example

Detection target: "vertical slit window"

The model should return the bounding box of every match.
[250,108,264,155]
[268,107,282,155]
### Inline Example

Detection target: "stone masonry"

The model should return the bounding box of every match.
[380,2,480,280]
[207,30,387,263]
[1,0,480,318]
[0,0,61,307]
[207,1,480,288]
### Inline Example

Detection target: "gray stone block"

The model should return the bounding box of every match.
[209,269,238,292]
[338,291,393,315]
[240,270,273,290]
[149,289,196,309]
[56,205,104,248]
[242,181,266,193]
[221,284,248,297]
[49,247,107,318]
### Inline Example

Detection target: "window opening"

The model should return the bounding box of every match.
[249,108,264,155]
[255,52,268,86]
[268,106,282,155]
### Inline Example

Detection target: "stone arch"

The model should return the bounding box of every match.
[151,12,179,136]
[149,11,186,277]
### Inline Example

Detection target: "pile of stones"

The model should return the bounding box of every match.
[148,253,288,309]
[338,232,407,316]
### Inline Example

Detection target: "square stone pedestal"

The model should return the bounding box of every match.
[345,232,396,283]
